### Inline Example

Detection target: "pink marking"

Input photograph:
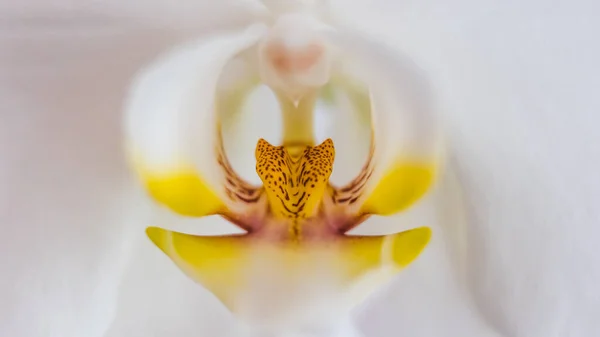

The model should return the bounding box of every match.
[266,41,324,74]
[223,209,363,243]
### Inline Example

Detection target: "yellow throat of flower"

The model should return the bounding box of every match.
[255,138,334,235]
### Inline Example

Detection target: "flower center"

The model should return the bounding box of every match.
[256,138,334,220]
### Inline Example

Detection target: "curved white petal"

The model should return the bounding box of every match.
[124,24,268,219]
[316,77,372,185]
[324,26,439,161]
[322,3,600,337]
[321,27,440,219]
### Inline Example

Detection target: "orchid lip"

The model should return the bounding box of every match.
[142,135,434,314]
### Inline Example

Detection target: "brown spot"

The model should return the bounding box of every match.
[255,138,335,220]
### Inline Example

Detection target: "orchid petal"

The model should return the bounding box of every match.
[343,227,432,306]
[146,225,431,313]
[145,134,431,315]
[124,24,268,222]
[146,227,251,310]
[322,27,440,223]
[340,226,432,278]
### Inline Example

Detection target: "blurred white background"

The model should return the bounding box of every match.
[1,1,599,336]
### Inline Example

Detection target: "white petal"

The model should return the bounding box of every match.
[323,26,439,163]
[321,27,440,217]
[124,24,268,218]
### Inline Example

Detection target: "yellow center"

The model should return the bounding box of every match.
[255,138,334,220]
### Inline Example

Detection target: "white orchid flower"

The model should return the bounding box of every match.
[3,1,600,337]
[124,0,440,332]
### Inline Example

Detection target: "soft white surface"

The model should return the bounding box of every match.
[1,1,599,337]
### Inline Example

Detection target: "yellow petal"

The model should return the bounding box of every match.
[146,225,431,313]
[146,227,250,309]
[387,226,432,267]
[359,162,436,216]
[131,156,225,217]
[340,226,432,279]
[340,227,432,306]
